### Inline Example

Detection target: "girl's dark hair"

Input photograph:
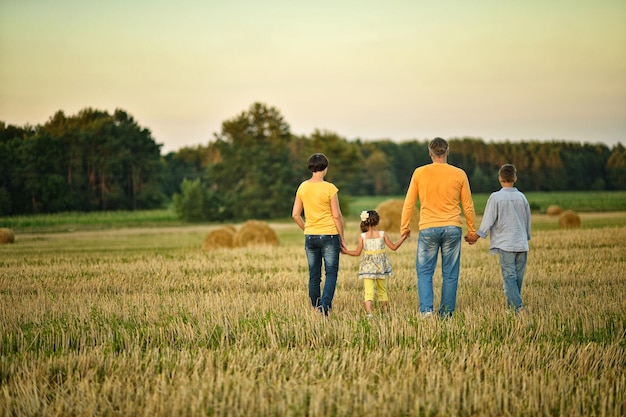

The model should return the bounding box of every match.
[360,210,380,232]
[307,153,329,173]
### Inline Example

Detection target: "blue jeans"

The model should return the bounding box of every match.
[416,226,462,317]
[305,234,341,315]
[498,250,527,311]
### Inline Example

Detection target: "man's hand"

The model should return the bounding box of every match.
[464,233,479,245]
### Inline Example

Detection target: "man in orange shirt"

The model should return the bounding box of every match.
[401,138,477,317]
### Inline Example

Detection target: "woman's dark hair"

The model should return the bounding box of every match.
[307,153,329,173]
[360,210,380,232]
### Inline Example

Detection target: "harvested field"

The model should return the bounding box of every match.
[1,215,624,416]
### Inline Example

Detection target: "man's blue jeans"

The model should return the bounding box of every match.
[305,234,340,315]
[498,250,527,311]
[416,226,462,317]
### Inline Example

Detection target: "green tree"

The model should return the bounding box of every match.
[358,147,398,196]
[208,102,295,220]
[607,144,626,190]
[42,111,89,210]
[0,108,165,215]
[111,110,164,210]
[23,130,69,213]
[161,145,219,198]
[394,141,430,191]
[172,178,223,222]
[470,165,495,193]
[0,122,36,214]
[307,130,362,196]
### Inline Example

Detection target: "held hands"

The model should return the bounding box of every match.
[464,233,479,245]
[340,241,348,254]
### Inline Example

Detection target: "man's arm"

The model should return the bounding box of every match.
[460,175,476,235]
[401,171,419,236]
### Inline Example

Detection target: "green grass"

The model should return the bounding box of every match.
[0,221,624,416]
[1,191,625,234]
[349,191,626,217]
[0,209,182,232]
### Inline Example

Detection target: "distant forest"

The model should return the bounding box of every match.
[1,102,625,219]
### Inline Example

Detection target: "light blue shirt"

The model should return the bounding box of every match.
[476,187,531,253]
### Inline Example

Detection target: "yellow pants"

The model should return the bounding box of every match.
[363,278,388,302]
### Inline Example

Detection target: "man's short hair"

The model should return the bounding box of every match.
[499,164,517,182]
[307,153,329,173]
[429,137,449,156]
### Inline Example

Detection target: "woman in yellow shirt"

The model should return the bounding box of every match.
[292,153,346,316]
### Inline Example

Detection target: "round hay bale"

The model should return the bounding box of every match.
[0,228,15,244]
[547,205,564,216]
[233,220,279,247]
[202,227,235,251]
[559,210,581,229]
[375,199,420,235]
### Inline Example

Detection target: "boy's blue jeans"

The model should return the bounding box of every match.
[498,250,527,311]
[416,226,462,317]
[305,234,341,315]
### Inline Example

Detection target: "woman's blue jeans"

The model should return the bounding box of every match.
[305,234,340,315]
[416,226,462,317]
[498,250,527,311]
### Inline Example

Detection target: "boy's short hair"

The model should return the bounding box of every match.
[307,153,329,173]
[499,164,517,182]
[429,137,449,156]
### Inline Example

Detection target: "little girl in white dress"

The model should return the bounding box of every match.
[343,210,410,318]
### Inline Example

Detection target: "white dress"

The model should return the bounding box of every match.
[357,232,393,280]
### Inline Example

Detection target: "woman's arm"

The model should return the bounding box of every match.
[291,195,305,231]
[330,193,346,249]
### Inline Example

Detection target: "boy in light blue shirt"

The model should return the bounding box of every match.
[466,164,531,313]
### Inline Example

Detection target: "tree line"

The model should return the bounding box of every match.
[1,102,625,220]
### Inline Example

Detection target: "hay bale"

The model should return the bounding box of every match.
[233,220,279,247]
[202,227,235,251]
[375,199,420,235]
[559,210,581,229]
[0,228,15,244]
[547,205,564,216]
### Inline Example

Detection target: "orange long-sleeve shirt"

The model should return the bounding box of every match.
[400,162,476,236]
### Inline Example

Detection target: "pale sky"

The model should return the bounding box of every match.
[1,0,625,153]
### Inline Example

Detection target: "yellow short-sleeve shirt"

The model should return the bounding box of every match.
[296,181,339,235]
